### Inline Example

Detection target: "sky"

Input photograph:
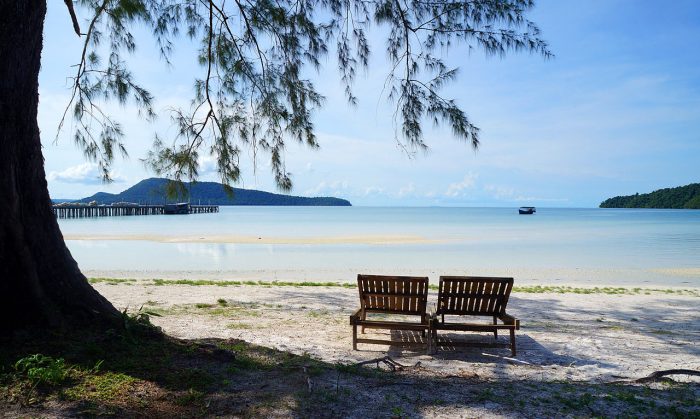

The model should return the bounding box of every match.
[39,0,700,207]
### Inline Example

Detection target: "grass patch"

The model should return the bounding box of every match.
[143,278,358,288]
[510,285,700,296]
[63,371,137,403]
[308,309,331,318]
[88,277,137,285]
[146,302,260,317]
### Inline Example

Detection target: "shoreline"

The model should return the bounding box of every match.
[64,234,448,245]
[87,276,700,296]
[80,266,700,288]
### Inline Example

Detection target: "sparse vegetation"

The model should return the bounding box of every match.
[14,354,71,386]
[87,277,700,297]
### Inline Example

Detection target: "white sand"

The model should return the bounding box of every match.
[94,282,700,383]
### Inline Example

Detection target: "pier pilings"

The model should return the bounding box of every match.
[52,204,219,219]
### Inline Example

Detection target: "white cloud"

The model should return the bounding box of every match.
[197,154,218,176]
[445,173,478,197]
[363,186,385,196]
[304,180,349,196]
[483,184,568,203]
[483,184,514,200]
[47,163,126,185]
[397,183,415,197]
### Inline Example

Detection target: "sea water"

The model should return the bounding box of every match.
[58,207,700,287]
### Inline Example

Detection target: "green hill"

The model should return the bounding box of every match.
[599,183,700,209]
[74,178,351,206]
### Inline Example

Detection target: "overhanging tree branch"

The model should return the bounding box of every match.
[64,0,82,36]
[60,0,551,190]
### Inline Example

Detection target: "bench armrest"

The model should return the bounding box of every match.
[349,308,362,325]
[498,313,520,329]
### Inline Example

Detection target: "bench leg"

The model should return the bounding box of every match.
[361,311,366,334]
[493,316,498,340]
[431,328,438,354]
[510,329,516,357]
[426,330,432,354]
[353,324,358,350]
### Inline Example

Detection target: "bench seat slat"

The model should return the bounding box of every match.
[353,274,430,351]
[352,321,428,330]
[432,276,519,356]
[355,338,427,348]
[433,323,517,331]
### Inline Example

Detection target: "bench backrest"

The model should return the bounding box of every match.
[357,275,429,316]
[436,276,513,316]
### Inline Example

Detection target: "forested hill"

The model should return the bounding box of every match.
[599,183,700,209]
[75,178,351,206]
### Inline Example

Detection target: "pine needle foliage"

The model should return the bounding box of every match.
[60,0,551,190]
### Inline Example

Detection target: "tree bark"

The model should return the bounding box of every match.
[0,0,119,332]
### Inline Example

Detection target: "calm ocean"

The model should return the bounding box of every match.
[59,207,700,287]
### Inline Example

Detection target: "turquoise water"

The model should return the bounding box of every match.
[59,207,700,286]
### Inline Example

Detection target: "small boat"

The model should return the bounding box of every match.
[519,206,536,215]
[164,202,190,215]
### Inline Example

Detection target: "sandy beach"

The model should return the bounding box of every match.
[95,281,700,384]
[51,207,700,414]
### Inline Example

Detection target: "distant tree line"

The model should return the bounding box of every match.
[600,183,700,209]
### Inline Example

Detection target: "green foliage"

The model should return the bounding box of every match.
[600,183,700,209]
[117,306,163,342]
[684,194,700,209]
[63,0,550,189]
[14,354,70,386]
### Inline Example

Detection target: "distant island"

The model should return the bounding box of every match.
[71,178,351,206]
[599,183,700,209]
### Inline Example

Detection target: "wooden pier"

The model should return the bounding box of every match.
[52,204,219,219]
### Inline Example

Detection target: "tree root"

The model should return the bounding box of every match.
[611,369,700,384]
[634,369,700,383]
[355,356,421,372]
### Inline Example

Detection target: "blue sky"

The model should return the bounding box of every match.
[39,0,700,206]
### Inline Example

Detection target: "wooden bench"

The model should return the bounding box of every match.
[430,276,520,356]
[349,275,430,352]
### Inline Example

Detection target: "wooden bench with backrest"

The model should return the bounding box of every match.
[349,274,430,352]
[431,276,520,356]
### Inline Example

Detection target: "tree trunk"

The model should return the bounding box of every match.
[0,0,119,332]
